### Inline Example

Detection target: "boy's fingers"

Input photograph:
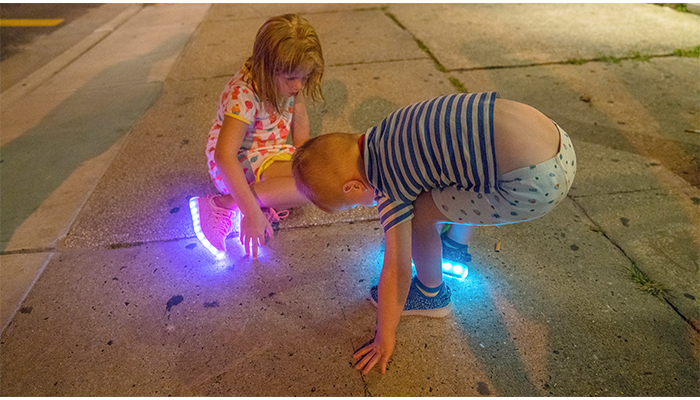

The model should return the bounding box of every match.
[353,346,371,359]
[362,353,381,375]
[354,353,370,370]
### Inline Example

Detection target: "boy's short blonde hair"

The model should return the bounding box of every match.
[245,14,324,114]
[292,133,358,212]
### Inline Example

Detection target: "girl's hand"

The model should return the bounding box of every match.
[239,210,273,259]
[353,330,395,375]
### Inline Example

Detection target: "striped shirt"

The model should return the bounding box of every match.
[363,92,500,232]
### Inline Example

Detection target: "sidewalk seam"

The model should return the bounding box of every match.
[447,52,693,73]
[382,9,468,93]
[569,196,700,335]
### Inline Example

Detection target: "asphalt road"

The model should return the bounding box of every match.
[0,3,101,60]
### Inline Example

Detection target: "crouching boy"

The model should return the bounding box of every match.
[291,92,576,375]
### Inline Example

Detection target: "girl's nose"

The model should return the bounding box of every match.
[292,79,303,90]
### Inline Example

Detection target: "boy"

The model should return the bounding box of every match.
[291,92,576,375]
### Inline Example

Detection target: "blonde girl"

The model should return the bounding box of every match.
[190,14,324,259]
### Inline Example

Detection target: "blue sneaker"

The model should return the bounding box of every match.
[370,276,452,317]
[441,233,472,265]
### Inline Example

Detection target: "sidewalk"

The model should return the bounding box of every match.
[1,3,699,396]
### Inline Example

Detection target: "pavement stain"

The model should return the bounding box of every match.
[166,295,184,312]
[476,381,491,395]
[203,301,219,308]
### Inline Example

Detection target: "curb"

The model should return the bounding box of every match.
[0,4,144,107]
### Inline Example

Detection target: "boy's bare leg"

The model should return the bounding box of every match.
[445,224,474,245]
[411,192,448,288]
[215,161,309,211]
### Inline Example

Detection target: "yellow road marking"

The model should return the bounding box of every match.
[0,19,64,27]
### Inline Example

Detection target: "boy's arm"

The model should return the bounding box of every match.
[354,220,413,375]
[290,92,310,147]
[215,115,273,258]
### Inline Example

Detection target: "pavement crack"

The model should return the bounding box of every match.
[569,196,700,335]
[569,186,678,198]
[448,52,680,73]
[329,57,428,68]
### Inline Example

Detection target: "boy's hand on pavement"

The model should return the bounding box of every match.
[353,331,395,375]
[239,211,273,259]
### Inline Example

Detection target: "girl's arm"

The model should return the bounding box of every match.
[214,115,273,258]
[290,92,310,147]
[353,220,413,374]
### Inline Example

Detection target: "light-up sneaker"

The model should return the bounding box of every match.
[189,195,236,259]
[370,276,452,317]
[441,233,472,265]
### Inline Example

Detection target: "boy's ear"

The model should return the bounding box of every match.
[342,179,367,193]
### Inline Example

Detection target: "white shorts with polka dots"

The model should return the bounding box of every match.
[432,122,576,226]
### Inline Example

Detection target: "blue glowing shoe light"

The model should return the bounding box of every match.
[189,197,226,260]
[442,261,468,279]
[409,260,469,280]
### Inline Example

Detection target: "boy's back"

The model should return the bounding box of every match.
[363,92,501,231]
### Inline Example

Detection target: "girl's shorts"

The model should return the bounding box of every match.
[432,122,576,226]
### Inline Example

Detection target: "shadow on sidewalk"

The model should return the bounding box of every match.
[0,33,189,252]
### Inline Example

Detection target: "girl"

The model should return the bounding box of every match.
[190,14,324,259]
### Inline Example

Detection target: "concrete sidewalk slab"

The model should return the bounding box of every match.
[388,3,700,71]
[2,223,384,396]
[3,209,698,395]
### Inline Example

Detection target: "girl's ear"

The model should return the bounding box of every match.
[342,179,367,193]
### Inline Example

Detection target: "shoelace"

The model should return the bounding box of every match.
[263,208,289,223]
[212,207,233,235]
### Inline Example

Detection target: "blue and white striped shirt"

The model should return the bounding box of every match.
[363,92,500,232]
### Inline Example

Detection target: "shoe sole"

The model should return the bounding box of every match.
[369,296,452,318]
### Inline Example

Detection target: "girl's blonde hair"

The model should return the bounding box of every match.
[244,14,324,114]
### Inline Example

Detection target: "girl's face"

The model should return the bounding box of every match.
[276,67,312,99]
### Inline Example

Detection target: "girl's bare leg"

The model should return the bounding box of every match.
[215,160,308,211]
[253,161,309,209]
